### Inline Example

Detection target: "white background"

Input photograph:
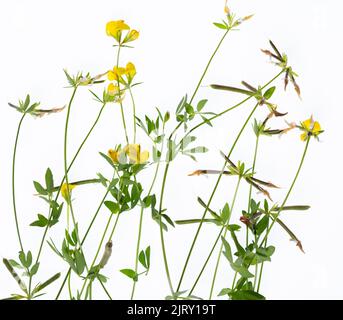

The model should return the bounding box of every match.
[0,0,341,300]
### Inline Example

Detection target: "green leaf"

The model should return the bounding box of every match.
[104,201,119,214]
[145,246,151,269]
[184,146,208,154]
[256,246,275,262]
[33,181,48,195]
[197,99,208,111]
[30,262,40,276]
[74,250,86,275]
[120,269,138,281]
[221,236,233,263]
[32,273,61,295]
[220,203,231,223]
[180,136,196,150]
[185,103,194,115]
[45,168,54,193]
[231,263,254,278]
[2,258,28,293]
[263,86,276,100]
[230,290,265,300]
[213,22,228,30]
[166,140,178,162]
[164,111,170,123]
[138,250,147,269]
[30,214,48,227]
[255,215,269,236]
[23,94,31,111]
[218,288,232,296]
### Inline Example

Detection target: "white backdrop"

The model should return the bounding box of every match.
[0,0,341,300]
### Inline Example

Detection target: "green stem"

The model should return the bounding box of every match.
[11,112,27,252]
[194,177,241,298]
[257,137,311,291]
[79,213,118,297]
[116,44,129,144]
[129,87,137,143]
[63,86,84,251]
[130,142,164,299]
[260,138,310,246]
[158,163,175,296]
[190,29,229,106]
[158,28,232,296]
[35,101,106,269]
[176,103,259,292]
[55,184,111,299]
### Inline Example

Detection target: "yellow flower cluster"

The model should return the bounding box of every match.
[106,62,137,102]
[106,20,139,44]
[108,144,149,165]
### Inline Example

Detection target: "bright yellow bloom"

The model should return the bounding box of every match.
[107,67,126,83]
[61,183,76,201]
[125,62,136,83]
[124,144,149,164]
[125,29,139,42]
[106,20,130,42]
[108,149,119,163]
[300,116,323,141]
[107,83,119,95]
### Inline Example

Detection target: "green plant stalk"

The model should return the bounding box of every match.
[247,135,260,246]
[158,163,175,296]
[177,102,259,292]
[129,87,137,143]
[131,138,165,299]
[63,87,85,252]
[35,101,107,267]
[116,44,129,144]
[79,213,118,298]
[11,112,27,252]
[256,137,311,292]
[169,30,230,138]
[158,28,231,296]
[208,177,241,299]
[55,185,112,299]
[78,167,123,298]
[175,69,284,292]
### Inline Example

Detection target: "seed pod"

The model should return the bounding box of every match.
[99,241,113,269]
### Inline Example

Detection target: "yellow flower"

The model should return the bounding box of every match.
[106,20,130,42]
[108,149,120,163]
[61,183,76,201]
[107,83,125,103]
[125,62,136,84]
[300,116,323,141]
[124,144,149,164]
[124,29,139,42]
[107,67,126,83]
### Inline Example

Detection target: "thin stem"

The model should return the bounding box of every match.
[129,87,137,143]
[257,137,311,291]
[11,112,27,252]
[116,44,129,144]
[79,213,116,297]
[158,28,231,296]
[177,103,259,292]
[63,86,84,250]
[35,100,106,266]
[247,135,260,245]
[260,138,311,246]
[130,142,164,299]
[55,185,111,299]
[194,178,241,298]
[158,163,175,296]
[182,70,284,144]
[190,29,229,106]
